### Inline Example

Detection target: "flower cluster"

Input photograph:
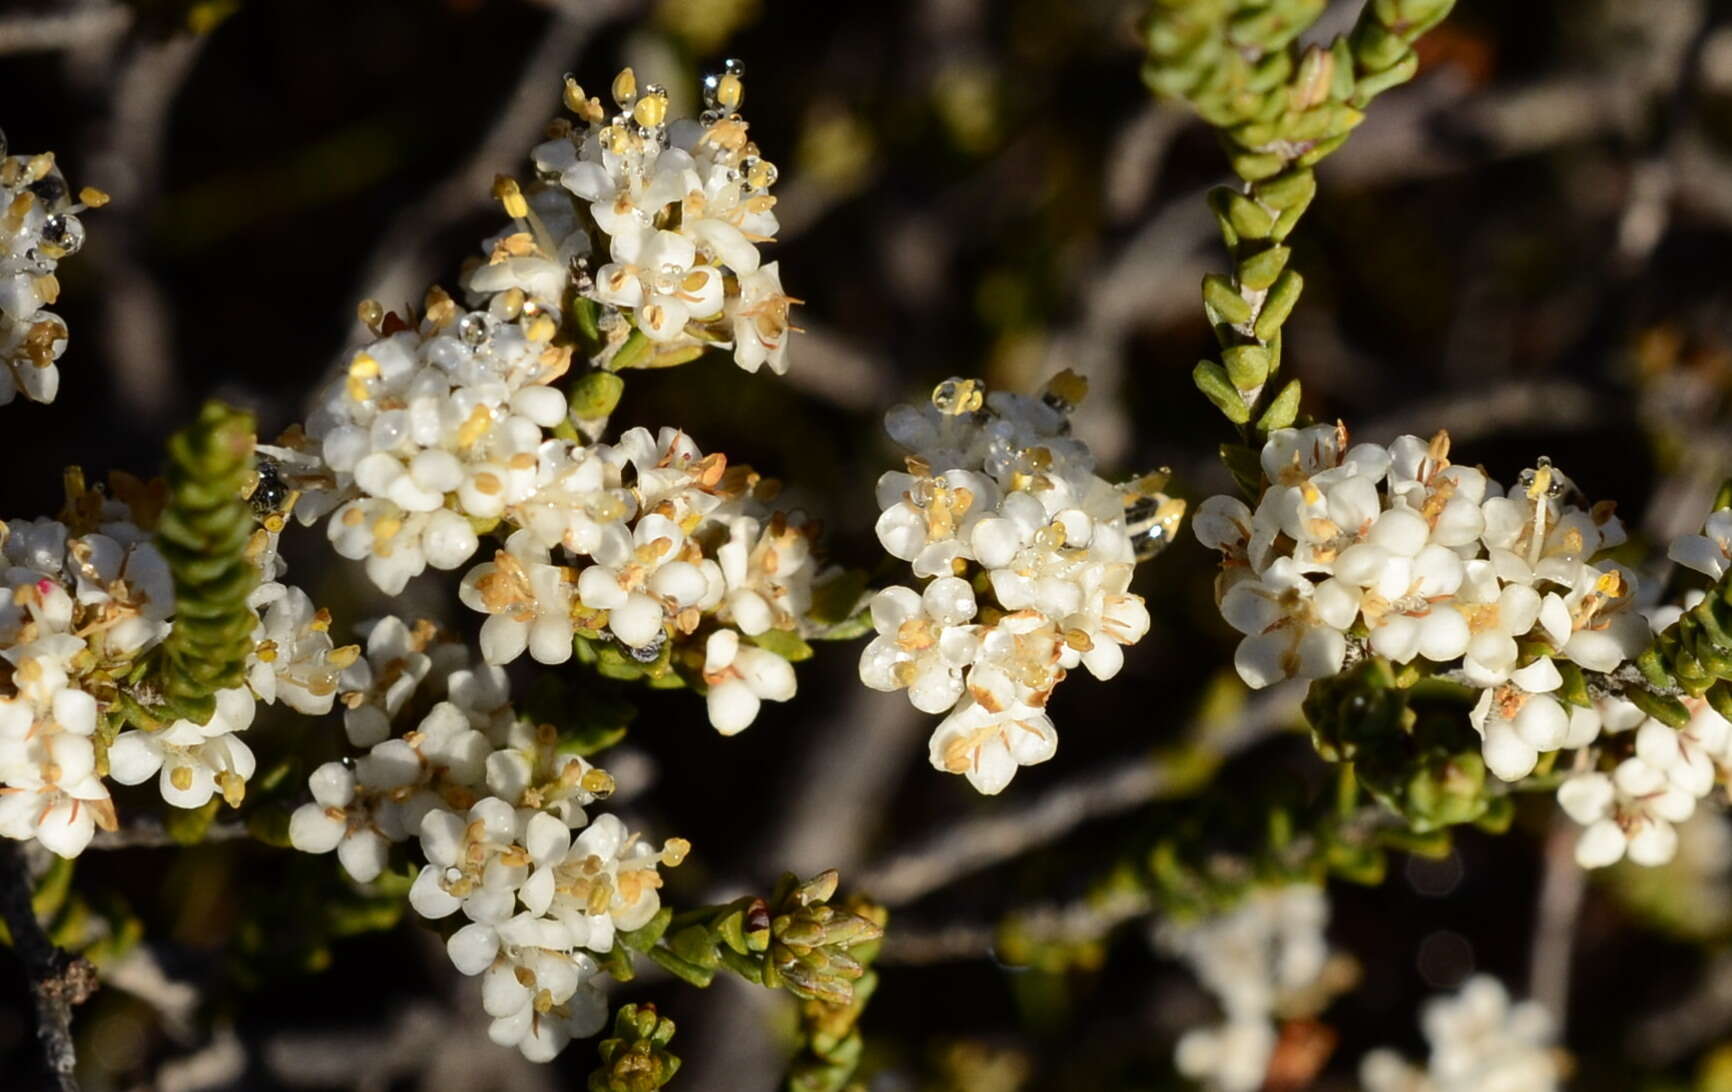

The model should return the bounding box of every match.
[287,626,687,1062]
[1197,426,1647,783]
[1,142,102,407]
[0,469,356,857]
[1670,503,1732,582]
[290,283,573,594]
[1555,695,1732,869]
[0,501,165,855]
[526,62,797,374]
[1361,976,1562,1092]
[860,374,1177,793]
[455,425,817,732]
[1154,885,1338,1092]
[293,308,824,733]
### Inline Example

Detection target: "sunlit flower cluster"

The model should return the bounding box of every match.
[0,468,357,857]
[289,283,574,594]
[524,62,798,374]
[1197,426,1647,783]
[287,625,687,1062]
[456,425,814,732]
[1361,976,1562,1092]
[1154,885,1337,1092]
[861,373,1178,793]
[0,143,101,407]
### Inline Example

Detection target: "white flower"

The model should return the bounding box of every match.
[731,262,795,374]
[1363,976,1560,1092]
[857,583,979,714]
[1558,753,1698,869]
[1670,508,1732,581]
[575,512,708,650]
[339,616,436,747]
[247,582,354,715]
[927,695,1057,795]
[700,629,796,735]
[1,150,93,408]
[287,762,393,883]
[107,687,258,810]
[1219,557,1355,688]
[460,530,577,665]
[1467,661,1577,782]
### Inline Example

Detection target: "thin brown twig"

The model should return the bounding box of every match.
[351,2,635,323]
[857,683,1302,907]
[1526,818,1586,1034]
[0,4,130,55]
[1,842,98,1092]
[85,820,250,850]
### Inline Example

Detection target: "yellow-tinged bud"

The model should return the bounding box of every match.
[612,67,638,107]
[632,92,668,129]
[932,377,985,416]
[563,77,588,114]
[492,175,529,220]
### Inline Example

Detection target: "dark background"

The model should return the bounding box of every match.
[3,0,1732,1088]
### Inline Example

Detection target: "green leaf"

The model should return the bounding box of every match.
[1256,379,1302,432]
[807,568,871,628]
[751,629,814,663]
[1194,361,1250,424]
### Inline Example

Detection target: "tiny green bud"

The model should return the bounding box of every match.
[1256,379,1302,432]
[1203,274,1254,325]
[1194,361,1251,423]
[1222,345,1270,391]
[569,371,625,419]
[1253,270,1304,342]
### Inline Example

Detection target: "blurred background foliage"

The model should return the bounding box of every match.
[4,0,1732,1088]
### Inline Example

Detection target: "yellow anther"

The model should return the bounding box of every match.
[1526,465,1553,501]
[78,186,110,208]
[632,93,667,128]
[715,73,743,110]
[456,404,492,449]
[612,67,637,107]
[1042,368,1089,411]
[492,175,529,220]
[579,768,616,796]
[563,77,589,115]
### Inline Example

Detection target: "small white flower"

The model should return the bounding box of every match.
[927,695,1057,795]
[460,530,578,666]
[700,628,796,735]
[1669,508,1732,581]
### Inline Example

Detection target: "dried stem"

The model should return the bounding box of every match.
[1,842,98,1092]
[858,684,1301,907]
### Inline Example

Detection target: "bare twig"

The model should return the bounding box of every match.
[78,31,207,428]
[1,842,98,1092]
[878,888,1155,966]
[1526,819,1586,1034]
[351,2,635,324]
[0,4,130,54]
[85,820,249,850]
[1630,949,1732,1066]
[858,684,1302,907]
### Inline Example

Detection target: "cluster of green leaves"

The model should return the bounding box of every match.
[136,401,259,728]
[589,1003,682,1092]
[785,895,887,1092]
[1305,659,1515,834]
[1637,481,1732,726]
[604,872,883,1014]
[1143,0,1454,486]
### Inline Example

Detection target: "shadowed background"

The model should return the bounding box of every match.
[3,0,1732,1088]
